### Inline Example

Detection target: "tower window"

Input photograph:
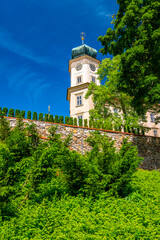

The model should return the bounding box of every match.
[150,113,155,122]
[92,76,96,83]
[77,95,82,106]
[77,76,82,84]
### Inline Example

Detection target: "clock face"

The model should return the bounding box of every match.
[90,63,96,71]
[75,63,82,71]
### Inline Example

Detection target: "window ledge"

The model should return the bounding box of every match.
[76,104,83,107]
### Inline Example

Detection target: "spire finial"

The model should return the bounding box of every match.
[80,32,86,45]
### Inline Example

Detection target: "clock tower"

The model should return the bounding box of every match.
[67,39,100,123]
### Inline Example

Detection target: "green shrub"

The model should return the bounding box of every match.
[54,115,59,123]
[49,115,54,122]
[85,131,142,197]
[93,120,96,128]
[79,118,82,127]
[44,114,48,122]
[2,107,8,116]
[84,119,88,127]
[127,126,131,133]
[96,120,101,129]
[39,113,43,121]
[73,118,77,126]
[65,116,69,125]
[27,111,31,119]
[69,117,73,125]
[0,114,11,141]
[33,112,37,121]
[89,119,93,128]
[8,108,14,117]
[21,110,25,118]
[15,109,20,118]
[59,116,64,124]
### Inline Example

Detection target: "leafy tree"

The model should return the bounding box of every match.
[25,122,40,152]
[98,0,160,115]
[85,131,142,197]
[0,112,10,141]
[86,56,146,131]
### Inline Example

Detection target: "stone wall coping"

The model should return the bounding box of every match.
[4,116,160,139]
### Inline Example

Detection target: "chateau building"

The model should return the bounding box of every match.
[67,42,160,137]
[67,43,100,122]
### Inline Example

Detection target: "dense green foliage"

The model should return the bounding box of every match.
[20,110,25,118]
[33,112,37,121]
[98,0,160,115]
[39,113,43,121]
[8,108,14,117]
[27,111,31,120]
[59,116,64,124]
[44,113,49,122]
[48,114,54,122]
[15,109,20,118]
[2,108,8,116]
[1,170,160,239]
[0,116,159,239]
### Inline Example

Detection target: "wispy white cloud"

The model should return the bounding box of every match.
[0,27,51,66]
[1,62,51,105]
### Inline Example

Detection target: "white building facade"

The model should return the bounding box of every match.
[67,44,160,137]
[67,44,100,122]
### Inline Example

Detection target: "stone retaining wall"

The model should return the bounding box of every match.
[7,117,160,170]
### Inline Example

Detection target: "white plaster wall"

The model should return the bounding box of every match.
[70,88,94,120]
[70,59,100,87]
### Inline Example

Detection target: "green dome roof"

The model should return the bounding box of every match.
[72,44,97,59]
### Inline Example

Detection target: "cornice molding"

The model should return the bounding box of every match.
[67,82,90,101]
[68,55,101,72]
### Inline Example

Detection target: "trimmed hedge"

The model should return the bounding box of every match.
[54,115,59,123]
[8,108,14,117]
[3,108,8,116]
[44,114,48,122]
[84,119,88,127]
[33,112,37,121]
[59,116,64,124]
[69,117,73,125]
[1,107,148,134]
[15,109,20,118]
[49,115,54,122]
[27,111,31,119]
[39,113,43,121]
[79,118,82,127]
[21,110,25,118]
[65,116,69,125]
[74,118,77,126]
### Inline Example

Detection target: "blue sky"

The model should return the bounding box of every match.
[0,0,118,118]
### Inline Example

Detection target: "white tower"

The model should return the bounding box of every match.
[67,36,100,123]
